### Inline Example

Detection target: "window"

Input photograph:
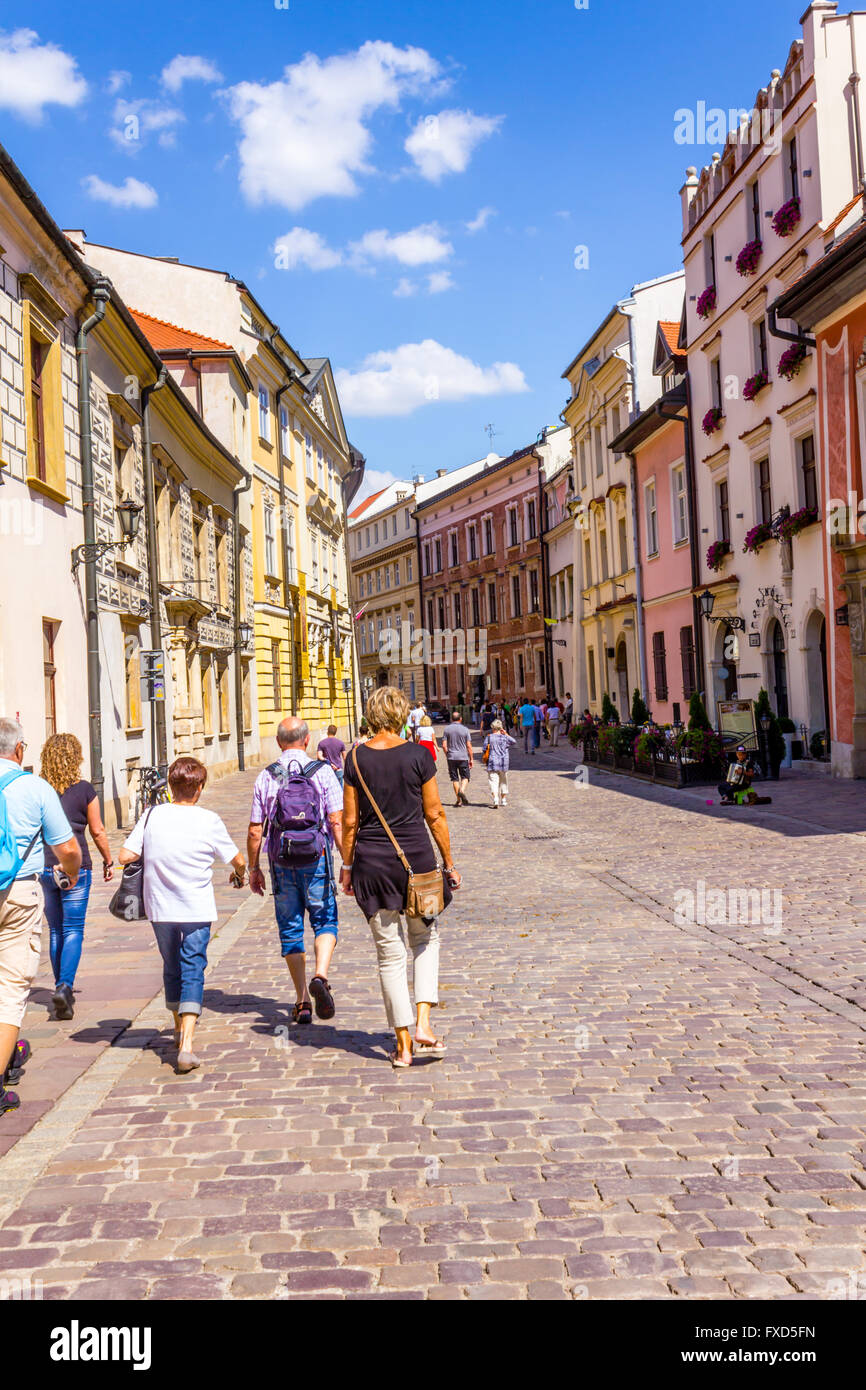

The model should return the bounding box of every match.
[394,562,400,586]
[610,405,621,450]
[710,356,722,411]
[193,510,208,591]
[680,626,696,699]
[43,620,58,738]
[360,625,368,655]
[508,508,519,547]
[279,405,290,457]
[652,631,668,702]
[484,517,493,554]
[588,647,597,703]
[450,532,459,566]
[271,641,282,712]
[121,622,141,732]
[517,652,525,687]
[594,426,604,477]
[201,655,214,736]
[317,446,325,490]
[30,340,47,482]
[374,523,379,544]
[406,556,413,583]
[434,538,442,572]
[529,569,539,612]
[424,543,432,576]
[754,317,769,376]
[749,179,761,241]
[391,513,397,536]
[787,135,799,200]
[718,478,730,545]
[405,509,411,531]
[217,661,230,736]
[453,592,462,628]
[215,523,229,609]
[242,661,253,733]
[305,433,314,479]
[438,597,446,629]
[599,528,609,581]
[645,482,659,556]
[526,500,537,540]
[322,546,330,591]
[672,464,688,544]
[384,565,390,590]
[512,574,522,617]
[618,515,629,571]
[487,580,497,623]
[584,537,592,586]
[375,569,381,593]
[757,457,772,524]
[258,385,271,442]
[800,434,817,512]
[427,599,434,633]
[468,524,478,560]
[285,513,296,583]
[579,440,587,490]
[264,501,277,576]
[471,589,480,626]
[705,231,716,287]
[494,658,501,689]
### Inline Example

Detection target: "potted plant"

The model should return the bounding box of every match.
[736,239,763,277]
[743,370,770,401]
[706,540,731,572]
[756,687,785,779]
[777,505,819,541]
[702,406,724,436]
[634,725,665,763]
[696,286,717,320]
[631,689,651,725]
[743,521,775,554]
[778,342,809,381]
[601,692,620,725]
[772,196,802,238]
[778,716,796,769]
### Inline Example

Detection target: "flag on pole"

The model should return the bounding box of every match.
[354,602,369,621]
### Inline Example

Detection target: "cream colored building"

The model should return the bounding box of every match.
[349,481,425,705]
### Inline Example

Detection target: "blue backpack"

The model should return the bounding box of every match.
[0,768,41,892]
[265,761,327,866]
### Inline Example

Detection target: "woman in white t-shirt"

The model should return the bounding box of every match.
[416,714,438,761]
[119,756,245,1074]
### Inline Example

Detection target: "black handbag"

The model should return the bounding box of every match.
[109,808,152,922]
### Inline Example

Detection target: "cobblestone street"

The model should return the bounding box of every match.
[2,742,866,1301]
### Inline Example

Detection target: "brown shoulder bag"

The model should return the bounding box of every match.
[349,749,445,918]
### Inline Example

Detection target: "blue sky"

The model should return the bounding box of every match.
[2,0,803,494]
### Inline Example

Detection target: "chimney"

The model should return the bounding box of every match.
[65,230,86,252]
[679,167,700,233]
[436,468,448,478]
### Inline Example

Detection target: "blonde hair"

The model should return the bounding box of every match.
[420,715,432,727]
[41,733,84,795]
[491,719,504,731]
[365,685,410,735]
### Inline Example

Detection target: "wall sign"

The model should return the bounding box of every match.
[836,605,850,627]
[748,632,761,647]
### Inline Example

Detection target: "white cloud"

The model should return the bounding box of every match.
[161,54,223,92]
[223,40,441,211]
[405,109,502,183]
[273,228,343,271]
[393,279,417,298]
[335,340,529,418]
[0,29,87,122]
[355,469,404,504]
[82,175,159,210]
[427,271,455,295]
[466,206,496,234]
[350,223,452,268]
[110,98,185,151]
[106,70,131,95]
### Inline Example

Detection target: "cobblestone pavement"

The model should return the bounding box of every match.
[1,741,865,1301]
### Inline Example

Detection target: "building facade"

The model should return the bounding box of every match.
[349,481,425,705]
[540,429,577,702]
[681,1,866,736]
[562,272,685,718]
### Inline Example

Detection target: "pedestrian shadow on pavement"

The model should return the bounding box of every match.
[201,987,393,1062]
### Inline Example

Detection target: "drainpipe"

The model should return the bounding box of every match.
[232,464,252,771]
[627,453,650,705]
[75,279,112,810]
[275,379,297,710]
[851,14,866,195]
[656,373,706,706]
[768,304,816,349]
[141,367,169,774]
[535,447,554,696]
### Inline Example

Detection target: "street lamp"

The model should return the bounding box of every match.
[71,497,144,572]
[698,588,745,631]
[236,620,254,651]
[699,589,715,620]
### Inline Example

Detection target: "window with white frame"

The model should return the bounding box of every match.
[406,555,413,583]
[508,507,519,547]
[404,508,411,531]
[264,500,277,576]
[285,512,296,583]
[279,405,290,457]
[450,530,459,567]
[258,386,271,442]
[483,515,493,554]
[645,480,659,556]
[311,535,319,589]
[671,463,688,544]
[317,445,325,490]
[305,433,314,479]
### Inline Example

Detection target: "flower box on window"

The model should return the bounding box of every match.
[743,370,770,401]
[777,505,819,541]
[696,286,717,320]
[777,343,809,381]
[702,407,724,436]
[706,540,731,572]
[742,520,775,554]
[736,239,763,277]
[772,197,801,238]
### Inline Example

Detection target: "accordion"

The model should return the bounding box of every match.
[726,762,747,786]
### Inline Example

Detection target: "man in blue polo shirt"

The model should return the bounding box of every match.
[0,718,81,1118]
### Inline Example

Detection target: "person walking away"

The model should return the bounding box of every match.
[120,757,245,1073]
[351,720,370,751]
[483,720,516,808]
[416,715,438,762]
[440,709,474,806]
[317,725,347,787]
[548,700,562,748]
[408,702,426,743]
[533,700,544,749]
[40,733,114,1020]
[563,693,574,735]
[248,717,344,1026]
[0,719,81,1117]
[480,703,494,734]
[340,686,461,1068]
[519,698,536,755]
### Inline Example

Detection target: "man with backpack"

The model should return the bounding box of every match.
[247,717,344,1026]
[0,718,81,1117]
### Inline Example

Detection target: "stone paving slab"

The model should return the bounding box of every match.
[0,739,865,1299]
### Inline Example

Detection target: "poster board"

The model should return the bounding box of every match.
[717,699,757,743]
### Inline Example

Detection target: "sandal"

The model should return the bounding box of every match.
[389,1050,413,1069]
[4,1039,31,1086]
[414,1038,447,1058]
[309,976,335,1020]
[292,1000,313,1026]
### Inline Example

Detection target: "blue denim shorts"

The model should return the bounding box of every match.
[271,853,339,957]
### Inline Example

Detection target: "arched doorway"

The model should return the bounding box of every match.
[769,620,789,720]
[712,624,739,705]
[803,610,829,738]
[615,640,629,719]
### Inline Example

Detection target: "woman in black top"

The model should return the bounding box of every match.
[342,687,461,1068]
[40,734,114,1020]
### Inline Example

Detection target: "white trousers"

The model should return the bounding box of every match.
[368,910,440,1031]
[488,770,509,805]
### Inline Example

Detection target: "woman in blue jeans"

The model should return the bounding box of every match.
[120,756,246,1074]
[40,734,115,1021]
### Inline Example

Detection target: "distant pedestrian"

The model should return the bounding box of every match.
[519,698,536,754]
[341,687,461,1069]
[351,720,370,751]
[417,715,438,761]
[563,693,574,734]
[408,702,426,743]
[317,725,346,787]
[440,709,474,806]
[547,701,562,747]
[0,718,81,1118]
[119,756,245,1074]
[480,703,494,733]
[483,720,516,808]
[40,733,115,1021]
[248,718,344,1027]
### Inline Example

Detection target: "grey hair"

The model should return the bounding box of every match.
[491,719,504,731]
[277,720,309,748]
[0,717,24,756]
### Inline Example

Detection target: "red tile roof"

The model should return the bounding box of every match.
[349,488,387,520]
[659,321,681,355]
[130,309,232,353]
